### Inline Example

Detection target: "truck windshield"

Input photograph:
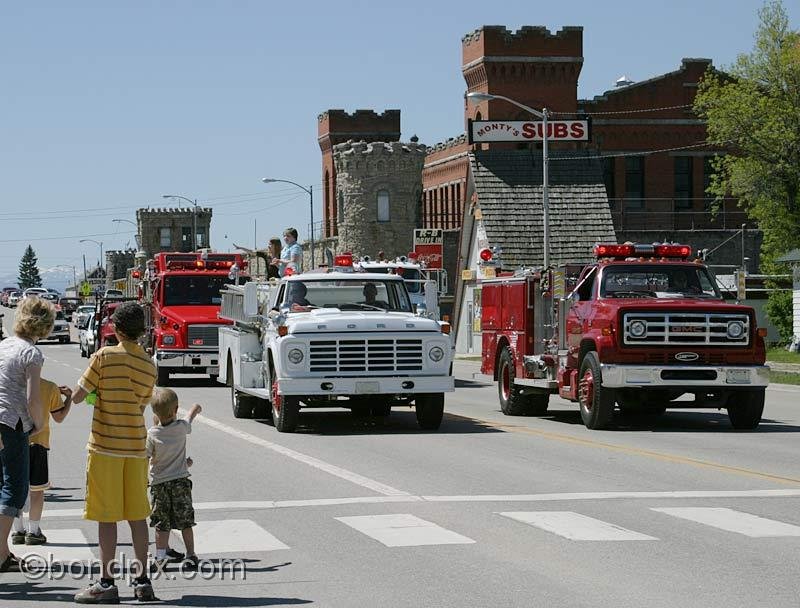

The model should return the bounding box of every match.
[281,279,413,312]
[600,265,722,299]
[163,275,235,306]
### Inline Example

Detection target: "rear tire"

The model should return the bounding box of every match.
[578,352,615,430]
[727,389,765,430]
[416,393,444,430]
[371,403,392,417]
[231,387,254,419]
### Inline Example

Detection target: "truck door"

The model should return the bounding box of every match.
[566,267,597,362]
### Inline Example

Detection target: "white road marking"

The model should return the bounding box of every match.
[336,514,475,547]
[41,489,800,518]
[652,507,800,537]
[498,511,657,541]
[18,528,96,563]
[194,413,411,497]
[174,519,289,554]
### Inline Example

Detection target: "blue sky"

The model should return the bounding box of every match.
[1,0,795,280]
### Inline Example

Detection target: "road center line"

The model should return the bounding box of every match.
[193,412,412,497]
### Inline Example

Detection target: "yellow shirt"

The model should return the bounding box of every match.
[29,379,66,449]
[78,340,156,458]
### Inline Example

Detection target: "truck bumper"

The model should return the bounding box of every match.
[278,375,455,396]
[599,364,770,389]
[155,349,220,374]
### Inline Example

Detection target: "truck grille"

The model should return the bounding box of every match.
[187,324,219,349]
[623,312,750,346]
[309,338,423,374]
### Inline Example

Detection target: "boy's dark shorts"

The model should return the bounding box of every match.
[149,477,196,532]
[29,444,50,490]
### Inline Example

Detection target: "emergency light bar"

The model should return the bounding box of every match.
[594,243,693,260]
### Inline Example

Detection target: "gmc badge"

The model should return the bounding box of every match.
[675,352,699,362]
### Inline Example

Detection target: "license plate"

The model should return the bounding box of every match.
[725,369,751,384]
[355,381,380,394]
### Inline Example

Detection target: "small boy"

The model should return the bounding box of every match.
[10,379,71,545]
[146,388,201,570]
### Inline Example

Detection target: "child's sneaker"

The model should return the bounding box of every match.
[25,530,47,545]
[74,580,119,604]
[182,554,199,570]
[133,577,158,602]
[10,531,26,545]
[165,548,185,562]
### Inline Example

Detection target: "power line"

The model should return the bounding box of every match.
[551,103,694,116]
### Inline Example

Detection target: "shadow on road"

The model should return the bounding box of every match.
[255,409,501,436]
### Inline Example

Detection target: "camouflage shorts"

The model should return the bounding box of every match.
[149,477,195,531]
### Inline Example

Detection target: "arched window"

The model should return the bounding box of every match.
[377,189,390,223]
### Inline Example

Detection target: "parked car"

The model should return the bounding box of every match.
[1,287,18,306]
[7,291,22,307]
[45,310,70,343]
[73,305,95,329]
[58,297,83,320]
[103,289,124,299]
[23,287,49,299]
[79,312,98,357]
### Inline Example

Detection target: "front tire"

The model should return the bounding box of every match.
[271,376,299,432]
[416,393,444,430]
[727,389,764,430]
[156,367,169,387]
[231,387,254,419]
[578,351,615,430]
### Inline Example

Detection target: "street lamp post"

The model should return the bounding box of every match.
[79,239,104,273]
[112,218,141,250]
[466,92,551,269]
[162,195,199,250]
[261,178,314,267]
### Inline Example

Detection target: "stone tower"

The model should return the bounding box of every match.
[333,140,426,259]
[318,110,401,239]
[462,26,583,123]
[136,207,213,259]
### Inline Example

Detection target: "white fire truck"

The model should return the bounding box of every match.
[217,255,454,432]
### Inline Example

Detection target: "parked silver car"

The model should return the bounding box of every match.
[79,312,98,358]
[73,305,95,329]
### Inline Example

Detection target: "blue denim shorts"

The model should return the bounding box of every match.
[0,421,30,518]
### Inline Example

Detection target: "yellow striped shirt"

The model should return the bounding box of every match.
[78,341,156,458]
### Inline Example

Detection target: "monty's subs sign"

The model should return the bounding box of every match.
[468,118,590,144]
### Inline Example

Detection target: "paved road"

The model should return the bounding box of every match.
[2,306,799,607]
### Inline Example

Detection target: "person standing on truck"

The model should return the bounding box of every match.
[234,237,282,279]
[273,227,303,276]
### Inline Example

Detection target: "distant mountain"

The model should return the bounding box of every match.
[0,267,80,294]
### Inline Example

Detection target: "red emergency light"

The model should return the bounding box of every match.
[653,244,692,258]
[479,248,493,262]
[334,253,353,267]
[594,244,635,258]
[408,251,419,260]
[131,270,141,279]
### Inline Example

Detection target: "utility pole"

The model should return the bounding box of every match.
[83,254,87,284]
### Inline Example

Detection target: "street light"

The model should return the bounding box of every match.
[261,178,314,267]
[112,218,141,250]
[466,91,551,268]
[79,239,104,271]
[162,194,199,250]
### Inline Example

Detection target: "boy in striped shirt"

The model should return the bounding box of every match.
[72,302,158,604]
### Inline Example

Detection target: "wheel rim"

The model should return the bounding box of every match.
[579,369,595,411]
[501,362,511,401]
[271,378,282,414]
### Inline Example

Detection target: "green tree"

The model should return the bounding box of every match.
[18,244,43,290]
[694,1,800,341]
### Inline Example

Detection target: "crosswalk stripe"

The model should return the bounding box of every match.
[652,507,800,537]
[173,519,289,554]
[498,511,658,541]
[23,528,96,563]
[336,514,476,547]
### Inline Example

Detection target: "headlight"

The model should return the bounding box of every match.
[727,321,745,339]
[162,334,175,345]
[287,348,304,364]
[428,346,445,362]
[629,320,647,338]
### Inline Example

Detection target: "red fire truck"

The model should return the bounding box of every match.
[139,251,248,385]
[480,243,769,430]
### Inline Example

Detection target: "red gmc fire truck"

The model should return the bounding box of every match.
[139,251,248,385]
[480,243,769,430]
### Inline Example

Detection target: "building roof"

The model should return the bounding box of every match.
[776,249,800,263]
[470,150,616,267]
